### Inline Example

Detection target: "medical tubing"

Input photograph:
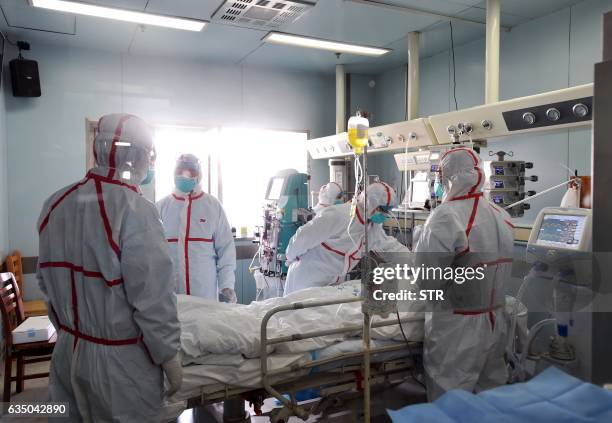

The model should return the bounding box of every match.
[348,155,365,248]
[388,212,403,240]
[508,268,537,353]
[248,245,261,273]
[403,141,409,241]
[523,318,556,362]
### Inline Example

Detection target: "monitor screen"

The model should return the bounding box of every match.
[410,180,430,205]
[494,166,505,175]
[494,180,504,188]
[536,214,587,250]
[267,177,285,200]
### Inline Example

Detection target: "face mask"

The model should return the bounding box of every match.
[175,175,197,193]
[370,212,388,224]
[335,199,344,205]
[434,179,444,198]
[140,167,155,186]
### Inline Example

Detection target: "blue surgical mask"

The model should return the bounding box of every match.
[335,199,344,205]
[434,178,444,198]
[370,212,388,224]
[175,175,197,193]
[140,167,155,186]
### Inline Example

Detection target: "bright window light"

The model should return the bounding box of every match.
[154,126,307,235]
[30,0,207,32]
[154,126,219,201]
[217,127,307,233]
[263,31,391,57]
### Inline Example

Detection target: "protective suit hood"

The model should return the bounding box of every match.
[357,181,398,218]
[176,153,203,183]
[439,148,484,202]
[94,114,154,185]
[314,182,343,213]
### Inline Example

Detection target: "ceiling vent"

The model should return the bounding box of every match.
[212,0,315,29]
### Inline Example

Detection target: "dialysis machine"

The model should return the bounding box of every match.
[483,151,538,217]
[254,169,310,298]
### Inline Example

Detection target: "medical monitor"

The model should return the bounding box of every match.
[527,207,591,256]
[408,171,430,209]
[266,177,285,200]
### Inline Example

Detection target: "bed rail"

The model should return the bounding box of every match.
[259,296,421,421]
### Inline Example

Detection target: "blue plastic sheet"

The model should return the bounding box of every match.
[388,367,612,423]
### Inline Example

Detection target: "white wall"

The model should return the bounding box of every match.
[4,43,335,300]
[368,0,610,226]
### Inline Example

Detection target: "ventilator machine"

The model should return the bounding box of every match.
[508,207,592,380]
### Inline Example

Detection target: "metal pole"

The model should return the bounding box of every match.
[362,148,371,423]
[336,64,346,134]
[485,0,501,104]
[407,32,420,120]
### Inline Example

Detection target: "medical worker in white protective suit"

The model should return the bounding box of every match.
[313,182,344,215]
[284,181,409,295]
[156,154,237,302]
[413,147,514,400]
[37,114,182,422]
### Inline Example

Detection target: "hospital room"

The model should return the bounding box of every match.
[0,0,611,421]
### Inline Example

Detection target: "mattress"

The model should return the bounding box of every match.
[179,280,425,360]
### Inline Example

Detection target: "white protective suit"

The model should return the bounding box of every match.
[413,147,514,400]
[156,179,236,300]
[37,114,180,422]
[313,182,343,215]
[284,182,409,295]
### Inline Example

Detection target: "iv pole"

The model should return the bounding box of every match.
[361,146,372,423]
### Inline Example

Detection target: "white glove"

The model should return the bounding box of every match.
[220,287,237,303]
[162,352,183,397]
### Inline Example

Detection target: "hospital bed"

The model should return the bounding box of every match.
[163,282,425,422]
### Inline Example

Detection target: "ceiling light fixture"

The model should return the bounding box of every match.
[262,31,391,57]
[30,0,207,32]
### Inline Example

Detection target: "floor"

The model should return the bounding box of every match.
[1,362,427,423]
[1,361,51,423]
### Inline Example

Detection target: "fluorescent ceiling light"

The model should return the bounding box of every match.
[263,32,391,57]
[30,0,207,32]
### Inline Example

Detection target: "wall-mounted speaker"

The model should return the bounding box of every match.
[10,58,41,97]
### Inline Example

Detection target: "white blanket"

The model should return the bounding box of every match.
[179,281,425,360]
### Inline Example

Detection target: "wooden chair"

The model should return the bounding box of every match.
[5,251,47,317]
[1,272,55,402]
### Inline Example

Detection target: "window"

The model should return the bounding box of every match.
[154,126,308,234]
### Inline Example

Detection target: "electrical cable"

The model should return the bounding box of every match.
[0,30,16,47]
[396,311,410,344]
[396,310,425,389]
[449,22,458,111]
